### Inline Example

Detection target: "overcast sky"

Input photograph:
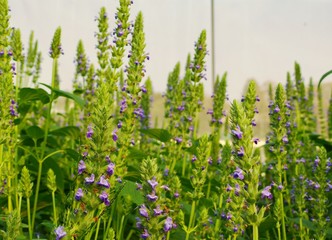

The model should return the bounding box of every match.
[8,0,332,99]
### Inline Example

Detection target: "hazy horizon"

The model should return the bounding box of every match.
[8,0,332,99]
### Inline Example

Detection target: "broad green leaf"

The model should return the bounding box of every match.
[119,181,144,205]
[50,126,80,139]
[19,88,50,104]
[26,125,45,140]
[139,128,172,142]
[128,147,147,160]
[40,83,85,108]
[318,69,332,88]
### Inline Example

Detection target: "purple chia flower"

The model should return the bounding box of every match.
[78,160,86,174]
[85,173,95,184]
[277,184,283,190]
[140,85,147,93]
[10,99,18,116]
[164,217,173,232]
[97,175,110,188]
[282,135,288,144]
[237,147,245,157]
[136,183,143,190]
[147,191,158,202]
[274,106,280,113]
[99,191,110,206]
[164,168,169,176]
[226,184,233,192]
[107,162,115,175]
[117,121,122,129]
[148,177,158,190]
[161,185,170,191]
[177,105,185,111]
[54,226,66,240]
[139,204,149,218]
[241,96,245,102]
[256,96,260,101]
[75,188,83,201]
[253,138,259,145]
[175,137,182,144]
[261,186,273,199]
[207,109,213,115]
[208,157,213,165]
[136,217,143,229]
[234,184,241,196]
[153,205,163,216]
[254,107,259,113]
[231,125,243,139]
[174,191,180,198]
[141,229,150,239]
[251,120,257,126]
[233,167,244,180]
[112,130,118,142]
[226,212,232,220]
[86,125,93,139]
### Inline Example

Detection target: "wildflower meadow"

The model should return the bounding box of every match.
[0,0,331,239]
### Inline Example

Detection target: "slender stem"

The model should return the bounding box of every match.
[104,203,116,240]
[186,200,196,240]
[27,197,32,240]
[52,191,57,226]
[206,180,211,199]
[31,160,43,231]
[253,224,259,240]
[210,0,216,90]
[94,218,101,240]
[125,230,134,240]
[117,215,125,240]
[280,194,287,240]
[277,221,281,240]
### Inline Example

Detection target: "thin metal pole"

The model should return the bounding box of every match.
[211,0,216,91]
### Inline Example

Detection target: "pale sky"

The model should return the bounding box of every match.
[8,0,332,99]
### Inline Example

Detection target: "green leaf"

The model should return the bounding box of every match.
[40,83,85,108]
[50,126,80,139]
[128,147,147,160]
[119,181,144,205]
[139,128,172,142]
[318,69,332,88]
[288,218,316,231]
[19,88,50,104]
[26,125,45,140]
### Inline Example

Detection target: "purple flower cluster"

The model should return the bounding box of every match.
[232,125,243,140]
[54,226,66,240]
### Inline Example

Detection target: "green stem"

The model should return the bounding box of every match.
[31,160,43,231]
[206,180,211,199]
[52,191,57,226]
[253,224,259,240]
[104,203,116,240]
[280,194,287,240]
[125,230,134,240]
[185,200,196,240]
[27,197,32,240]
[117,215,125,240]
[94,218,101,240]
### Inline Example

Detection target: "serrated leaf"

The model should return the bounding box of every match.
[139,128,172,142]
[40,83,85,108]
[50,126,80,139]
[19,88,50,104]
[26,125,45,139]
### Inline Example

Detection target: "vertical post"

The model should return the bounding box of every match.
[211,0,216,91]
